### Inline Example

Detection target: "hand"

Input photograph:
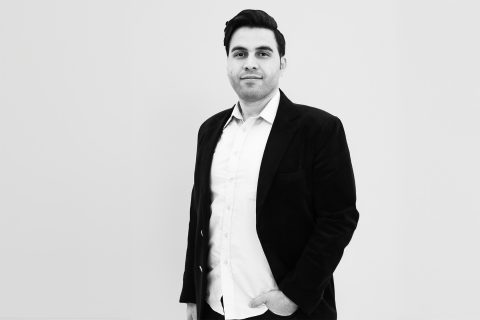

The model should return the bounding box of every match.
[249,289,298,316]
[186,303,197,320]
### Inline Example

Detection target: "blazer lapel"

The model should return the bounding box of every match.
[256,90,301,220]
[197,108,233,216]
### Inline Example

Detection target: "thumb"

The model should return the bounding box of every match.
[249,293,267,308]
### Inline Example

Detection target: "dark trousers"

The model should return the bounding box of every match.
[201,296,302,320]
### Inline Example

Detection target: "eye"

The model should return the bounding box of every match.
[233,51,246,58]
[257,51,271,57]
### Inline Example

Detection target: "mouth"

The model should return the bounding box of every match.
[240,75,262,80]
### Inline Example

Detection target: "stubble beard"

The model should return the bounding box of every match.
[236,83,275,103]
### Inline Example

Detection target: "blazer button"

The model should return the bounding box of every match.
[199,265,203,272]
[200,229,203,237]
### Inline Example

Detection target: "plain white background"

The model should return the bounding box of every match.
[0,1,479,319]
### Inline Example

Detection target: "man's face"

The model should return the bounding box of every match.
[227,27,286,103]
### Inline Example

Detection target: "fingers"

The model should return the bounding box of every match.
[186,304,197,320]
[249,292,268,308]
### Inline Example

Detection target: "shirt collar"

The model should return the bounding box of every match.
[223,89,280,128]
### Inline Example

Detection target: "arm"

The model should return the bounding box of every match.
[278,116,359,315]
[179,184,198,303]
[179,126,204,304]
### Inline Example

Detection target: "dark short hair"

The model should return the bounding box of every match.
[224,9,286,57]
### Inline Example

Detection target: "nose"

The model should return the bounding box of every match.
[244,55,258,70]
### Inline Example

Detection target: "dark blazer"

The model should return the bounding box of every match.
[179,90,359,320]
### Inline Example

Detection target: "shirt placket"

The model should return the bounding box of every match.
[220,118,249,317]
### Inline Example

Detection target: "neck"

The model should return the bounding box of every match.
[238,88,278,120]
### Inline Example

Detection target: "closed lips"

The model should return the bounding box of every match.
[241,75,262,79]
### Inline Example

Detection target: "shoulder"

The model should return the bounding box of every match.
[280,90,341,129]
[285,100,349,152]
[202,108,231,127]
[195,107,233,140]
[291,102,343,134]
[294,103,338,122]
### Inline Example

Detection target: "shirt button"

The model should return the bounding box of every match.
[224,233,228,238]
[224,260,228,265]
[199,265,203,272]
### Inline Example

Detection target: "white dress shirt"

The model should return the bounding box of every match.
[206,89,281,320]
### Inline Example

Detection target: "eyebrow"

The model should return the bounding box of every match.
[230,46,274,53]
[256,46,274,52]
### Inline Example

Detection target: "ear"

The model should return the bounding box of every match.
[280,57,287,71]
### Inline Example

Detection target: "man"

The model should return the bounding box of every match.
[179,9,359,320]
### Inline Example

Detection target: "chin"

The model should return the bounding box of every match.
[238,88,268,102]
[241,93,265,103]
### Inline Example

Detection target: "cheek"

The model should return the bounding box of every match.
[227,61,240,73]
[226,67,238,79]
[265,67,281,81]
[226,71,239,87]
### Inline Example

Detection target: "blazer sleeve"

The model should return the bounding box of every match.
[179,126,204,304]
[278,116,359,315]
[179,184,197,303]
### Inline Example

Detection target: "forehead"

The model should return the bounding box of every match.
[229,27,277,50]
